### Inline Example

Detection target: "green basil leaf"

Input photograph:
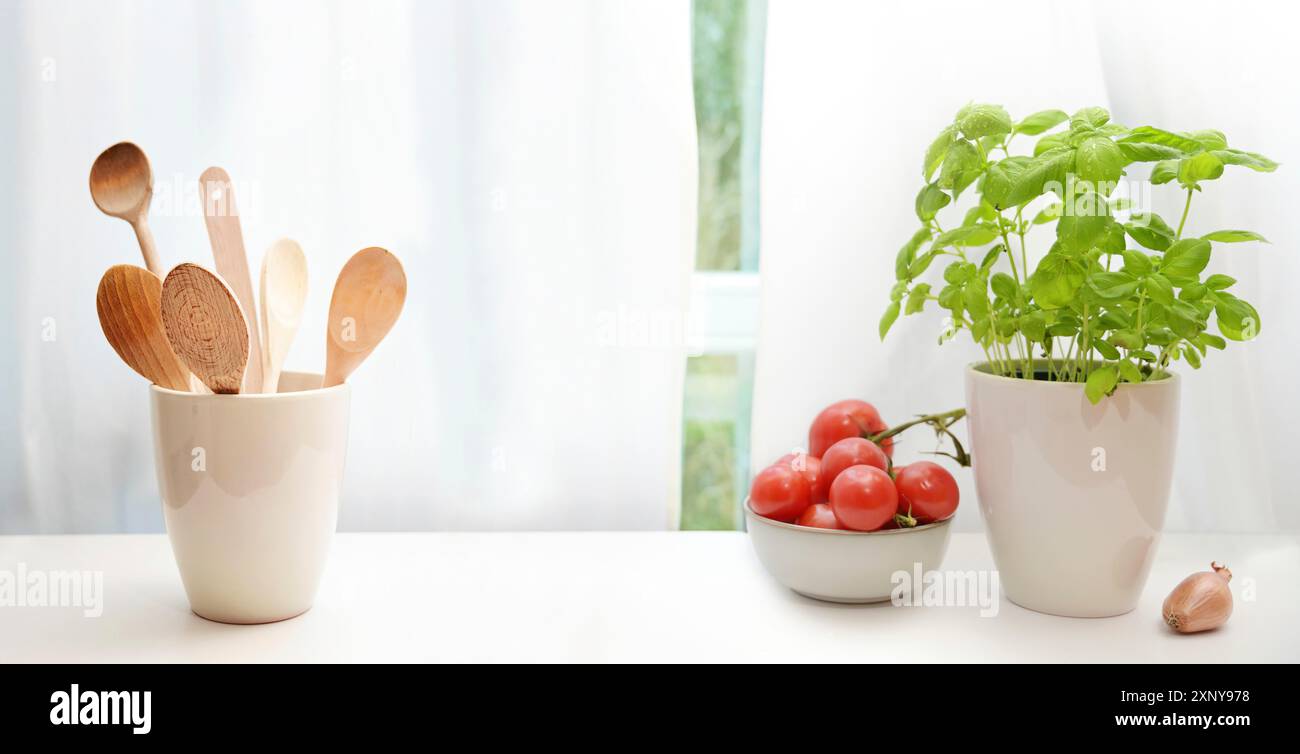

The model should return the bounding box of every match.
[1161,238,1212,279]
[1071,106,1111,131]
[1213,148,1278,173]
[1076,136,1126,185]
[956,104,1013,140]
[1109,329,1144,350]
[1020,310,1047,342]
[1088,271,1140,299]
[915,183,952,222]
[1184,130,1228,151]
[943,261,975,285]
[1120,126,1205,153]
[1204,273,1236,291]
[905,283,931,315]
[1197,332,1227,351]
[1033,132,1069,156]
[1202,229,1268,244]
[1092,337,1121,360]
[1014,109,1068,136]
[1117,142,1184,162]
[1121,250,1153,276]
[938,138,983,198]
[990,272,1018,301]
[978,244,1004,273]
[1215,293,1261,341]
[1056,194,1111,252]
[880,302,901,340]
[1117,359,1144,384]
[1144,273,1175,306]
[1182,343,1202,368]
[1178,151,1225,187]
[1149,160,1179,185]
[1002,148,1073,207]
[1085,365,1119,404]
[909,250,937,278]
[896,227,932,281]
[1030,252,1087,309]
[923,126,955,182]
[1123,213,1175,251]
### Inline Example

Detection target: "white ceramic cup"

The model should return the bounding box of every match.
[150,372,350,624]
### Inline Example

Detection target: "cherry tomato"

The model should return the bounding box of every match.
[749,464,812,522]
[795,503,842,530]
[829,465,898,531]
[808,399,893,458]
[818,437,888,500]
[776,452,826,504]
[893,461,960,523]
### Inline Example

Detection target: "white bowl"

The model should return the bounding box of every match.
[745,500,953,603]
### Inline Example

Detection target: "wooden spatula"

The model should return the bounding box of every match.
[160,263,250,394]
[323,247,407,387]
[96,265,191,391]
[198,166,264,393]
[259,238,308,393]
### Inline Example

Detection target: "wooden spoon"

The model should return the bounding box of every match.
[198,166,264,393]
[160,263,250,394]
[89,142,163,276]
[323,247,407,387]
[96,265,191,391]
[259,239,308,393]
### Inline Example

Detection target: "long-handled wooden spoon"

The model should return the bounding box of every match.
[259,238,308,393]
[323,247,407,388]
[89,142,163,276]
[160,263,250,394]
[96,265,192,391]
[198,166,264,393]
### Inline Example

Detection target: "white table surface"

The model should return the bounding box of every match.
[1,531,1296,663]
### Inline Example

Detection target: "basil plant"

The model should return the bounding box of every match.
[881,104,1278,403]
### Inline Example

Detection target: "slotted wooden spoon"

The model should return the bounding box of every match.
[96,265,191,391]
[160,263,250,394]
[323,247,407,387]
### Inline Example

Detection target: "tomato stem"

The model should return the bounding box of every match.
[867,408,971,467]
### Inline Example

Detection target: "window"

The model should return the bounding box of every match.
[682,0,766,530]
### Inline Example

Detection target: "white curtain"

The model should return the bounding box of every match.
[756,0,1300,533]
[0,0,696,533]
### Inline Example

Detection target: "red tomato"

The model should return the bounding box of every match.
[749,464,812,522]
[795,503,842,530]
[808,399,892,458]
[893,461,960,523]
[818,437,887,500]
[829,465,898,531]
[776,452,826,504]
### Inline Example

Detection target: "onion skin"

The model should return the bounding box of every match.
[1162,562,1233,634]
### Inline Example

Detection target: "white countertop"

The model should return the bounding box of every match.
[1,531,1296,663]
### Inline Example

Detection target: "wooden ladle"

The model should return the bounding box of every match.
[259,239,308,393]
[160,263,250,394]
[323,247,407,387]
[96,265,192,391]
[89,142,163,276]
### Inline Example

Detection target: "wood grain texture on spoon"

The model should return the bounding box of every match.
[89,142,162,276]
[161,263,250,394]
[198,166,264,392]
[324,247,407,387]
[96,265,192,391]
[259,238,308,393]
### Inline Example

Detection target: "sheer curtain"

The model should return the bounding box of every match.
[756,0,1300,533]
[0,0,696,533]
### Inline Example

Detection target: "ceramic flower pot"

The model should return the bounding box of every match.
[964,361,1179,617]
[150,372,350,624]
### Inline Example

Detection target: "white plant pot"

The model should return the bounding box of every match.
[964,361,1179,617]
